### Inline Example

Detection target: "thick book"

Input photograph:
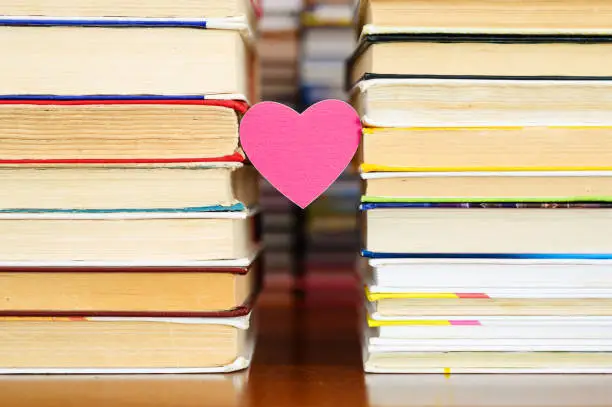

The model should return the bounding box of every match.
[348,34,612,88]
[0,314,253,373]
[0,210,258,265]
[1,27,256,100]
[0,162,258,212]
[0,254,261,316]
[361,171,612,203]
[352,78,612,128]
[357,0,612,36]
[360,127,612,173]
[0,99,247,161]
[0,373,248,406]
[362,203,612,258]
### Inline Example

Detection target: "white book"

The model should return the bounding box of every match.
[368,258,612,291]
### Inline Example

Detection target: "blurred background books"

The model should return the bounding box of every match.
[259,0,360,303]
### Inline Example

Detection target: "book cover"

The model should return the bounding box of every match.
[346,33,612,89]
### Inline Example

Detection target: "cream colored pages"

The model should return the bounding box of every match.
[356,78,612,128]
[0,28,249,97]
[0,104,239,159]
[358,0,612,36]
[0,315,254,374]
[0,211,256,263]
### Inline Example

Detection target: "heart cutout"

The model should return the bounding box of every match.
[240,100,362,208]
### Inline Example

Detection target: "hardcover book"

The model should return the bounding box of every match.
[0,254,261,316]
[361,171,612,203]
[352,78,612,128]
[0,314,254,373]
[0,162,258,212]
[348,34,612,88]
[0,99,248,161]
[1,27,256,100]
[357,0,612,36]
[362,203,612,257]
[360,127,612,173]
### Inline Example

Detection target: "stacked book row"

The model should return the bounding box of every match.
[0,0,260,373]
[351,0,612,373]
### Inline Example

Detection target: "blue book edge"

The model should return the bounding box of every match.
[0,203,246,214]
[0,17,208,28]
[361,250,612,260]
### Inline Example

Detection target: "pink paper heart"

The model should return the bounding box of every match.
[240,100,362,208]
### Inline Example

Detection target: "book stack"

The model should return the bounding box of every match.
[352,0,612,373]
[259,0,302,106]
[0,0,261,373]
[300,0,355,105]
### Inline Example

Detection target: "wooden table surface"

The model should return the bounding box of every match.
[2,287,612,407]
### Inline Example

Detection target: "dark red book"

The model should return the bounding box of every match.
[0,98,248,164]
[0,254,262,318]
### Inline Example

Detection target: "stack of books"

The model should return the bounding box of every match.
[259,0,302,106]
[300,0,355,105]
[351,0,612,373]
[0,0,260,373]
